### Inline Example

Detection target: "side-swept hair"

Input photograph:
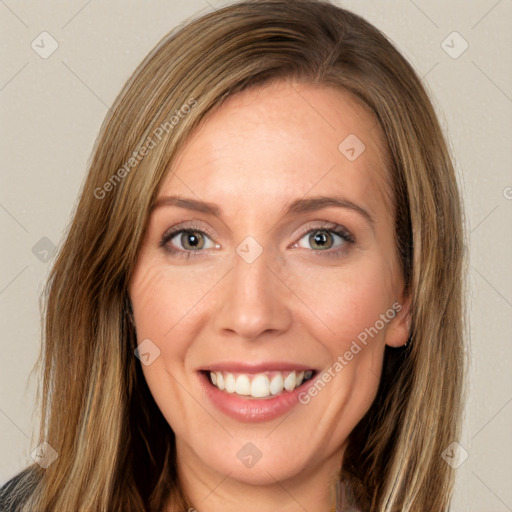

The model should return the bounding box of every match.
[3,1,465,510]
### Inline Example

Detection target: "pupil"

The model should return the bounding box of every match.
[311,230,331,249]
[183,231,202,249]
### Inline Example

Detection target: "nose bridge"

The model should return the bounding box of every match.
[233,245,274,300]
[214,240,291,339]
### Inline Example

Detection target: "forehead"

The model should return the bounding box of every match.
[161,80,392,219]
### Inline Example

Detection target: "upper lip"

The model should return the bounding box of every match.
[200,362,316,373]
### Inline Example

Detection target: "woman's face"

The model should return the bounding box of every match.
[129,80,410,489]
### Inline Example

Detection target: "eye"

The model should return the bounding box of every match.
[294,223,354,255]
[159,222,354,259]
[160,225,219,258]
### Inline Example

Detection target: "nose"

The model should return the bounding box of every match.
[213,246,293,341]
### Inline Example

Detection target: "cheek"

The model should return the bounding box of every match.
[129,256,209,433]
[129,256,218,353]
[288,260,394,448]
[289,254,397,351]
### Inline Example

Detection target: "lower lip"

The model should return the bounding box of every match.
[199,372,316,423]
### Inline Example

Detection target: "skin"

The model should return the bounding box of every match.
[129,80,411,512]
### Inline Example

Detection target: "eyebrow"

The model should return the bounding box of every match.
[153,195,374,228]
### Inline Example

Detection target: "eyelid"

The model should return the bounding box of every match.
[292,221,354,244]
[161,221,217,241]
[159,222,219,258]
[160,220,354,256]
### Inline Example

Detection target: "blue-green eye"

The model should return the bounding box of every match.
[159,222,354,259]
[295,225,354,253]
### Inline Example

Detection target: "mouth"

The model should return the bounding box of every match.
[198,362,320,422]
[203,369,316,399]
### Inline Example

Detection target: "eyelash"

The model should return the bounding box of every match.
[159,222,355,260]
[159,223,217,259]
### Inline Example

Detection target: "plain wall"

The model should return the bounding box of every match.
[1,1,511,510]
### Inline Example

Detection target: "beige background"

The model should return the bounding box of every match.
[1,1,511,510]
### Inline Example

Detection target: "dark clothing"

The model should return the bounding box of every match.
[0,468,38,512]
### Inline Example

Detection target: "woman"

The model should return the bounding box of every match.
[0,0,466,510]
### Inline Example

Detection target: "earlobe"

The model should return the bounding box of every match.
[384,295,412,348]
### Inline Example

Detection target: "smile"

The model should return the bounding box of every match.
[208,370,315,398]
[199,364,319,422]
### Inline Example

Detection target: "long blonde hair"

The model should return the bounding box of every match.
[6,1,465,510]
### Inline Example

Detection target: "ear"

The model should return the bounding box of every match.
[384,293,412,348]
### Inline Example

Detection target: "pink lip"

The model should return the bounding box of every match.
[198,368,318,423]
[202,361,315,373]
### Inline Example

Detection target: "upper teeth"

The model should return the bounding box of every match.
[209,370,313,398]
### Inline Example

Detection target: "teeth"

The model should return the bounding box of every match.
[251,375,270,397]
[216,372,224,391]
[208,370,313,398]
[225,373,236,393]
[284,370,296,391]
[269,373,283,395]
[235,374,251,395]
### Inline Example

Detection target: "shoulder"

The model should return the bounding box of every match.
[0,467,39,512]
